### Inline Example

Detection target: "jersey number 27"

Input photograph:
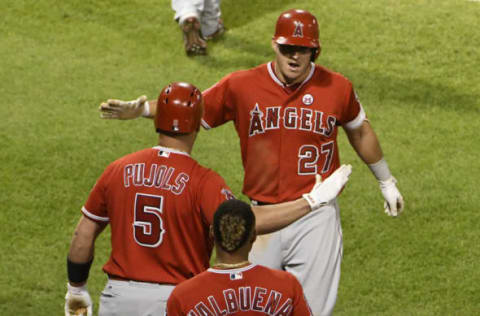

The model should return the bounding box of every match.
[298,142,334,175]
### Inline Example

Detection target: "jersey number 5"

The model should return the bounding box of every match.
[133,193,165,248]
[298,142,334,175]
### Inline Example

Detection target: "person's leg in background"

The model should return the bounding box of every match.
[171,0,224,55]
[200,0,224,40]
[171,0,206,55]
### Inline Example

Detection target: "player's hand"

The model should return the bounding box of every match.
[65,283,93,316]
[99,95,148,120]
[303,164,352,211]
[379,176,404,217]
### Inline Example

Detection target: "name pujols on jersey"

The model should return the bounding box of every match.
[123,163,189,195]
[187,282,296,315]
[248,102,337,137]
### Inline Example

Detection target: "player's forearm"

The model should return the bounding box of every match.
[67,216,104,264]
[68,233,95,265]
[252,199,310,235]
[346,121,383,164]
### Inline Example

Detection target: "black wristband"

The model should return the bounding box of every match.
[67,257,93,283]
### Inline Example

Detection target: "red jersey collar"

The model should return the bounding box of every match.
[152,145,191,157]
[207,264,257,274]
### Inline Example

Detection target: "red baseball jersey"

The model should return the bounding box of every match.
[81,146,234,284]
[166,264,312,315]
[202,62,365,203]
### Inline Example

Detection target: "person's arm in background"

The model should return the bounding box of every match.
[99,96,156,120]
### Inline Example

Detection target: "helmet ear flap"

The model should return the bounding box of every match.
[311,46,321,62]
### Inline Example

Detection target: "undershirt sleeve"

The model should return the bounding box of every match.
[342,84,366,130]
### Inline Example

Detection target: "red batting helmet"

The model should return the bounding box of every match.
[273,9,320,60]
[155,82,203,134]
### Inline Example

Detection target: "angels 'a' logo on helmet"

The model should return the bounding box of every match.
[293,21,304,38]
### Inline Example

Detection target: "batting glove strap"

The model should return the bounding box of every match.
[303,164,352,211]
[142,100,151,117]
[65,283,93,316]
[379,176,404,217]
[302,192,327,210]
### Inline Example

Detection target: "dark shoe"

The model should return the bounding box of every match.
[182,17,207,56]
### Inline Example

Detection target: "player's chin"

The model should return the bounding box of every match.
[284,69,304,82]
[287,63,308,75]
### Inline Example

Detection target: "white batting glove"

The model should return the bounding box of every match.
[65,283,93,316]
[303,164,352,210]
[379,176,404,217]
[99,95,149,120]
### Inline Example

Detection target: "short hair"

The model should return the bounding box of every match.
[213,199,256,253]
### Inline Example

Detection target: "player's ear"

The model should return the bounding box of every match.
[250,229,257,244]
[271,40,278,52]
[311,46,321,62]
[209,225,214,240]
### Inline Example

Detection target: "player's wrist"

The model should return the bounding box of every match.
[302,193,327,210]
[67,257,93,284]
[379,176,397,188]
[368,158,392,182]
[142,100,151,118]
[67,282,88,295]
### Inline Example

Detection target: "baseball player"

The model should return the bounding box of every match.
[65,82,353,316]
[172,0,224,55]
[98,8,404,315]
[166,199,313,315]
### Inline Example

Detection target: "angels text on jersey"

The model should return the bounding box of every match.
[248,103,336,137]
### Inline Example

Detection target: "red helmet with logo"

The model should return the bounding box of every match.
[155,82,203,134]
[273,9,320,60]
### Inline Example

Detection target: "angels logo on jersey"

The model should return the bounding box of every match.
[293,21,304,38]
[302,94,314,106]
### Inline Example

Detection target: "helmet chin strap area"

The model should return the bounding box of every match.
[311,48,319,62]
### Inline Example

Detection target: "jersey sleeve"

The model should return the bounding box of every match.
[198,170,235,224]
[341,82,366,130]
[81,165,113,223]
[201,74,236,129]
[290,274,313,316]
[166,291,184,315]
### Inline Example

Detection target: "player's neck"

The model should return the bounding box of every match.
[212,260,250,269]
[213,248,250,269]
[157,133,196,154]
[272,61,309,86]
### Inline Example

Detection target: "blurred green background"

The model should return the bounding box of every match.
[1,0,479,314]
